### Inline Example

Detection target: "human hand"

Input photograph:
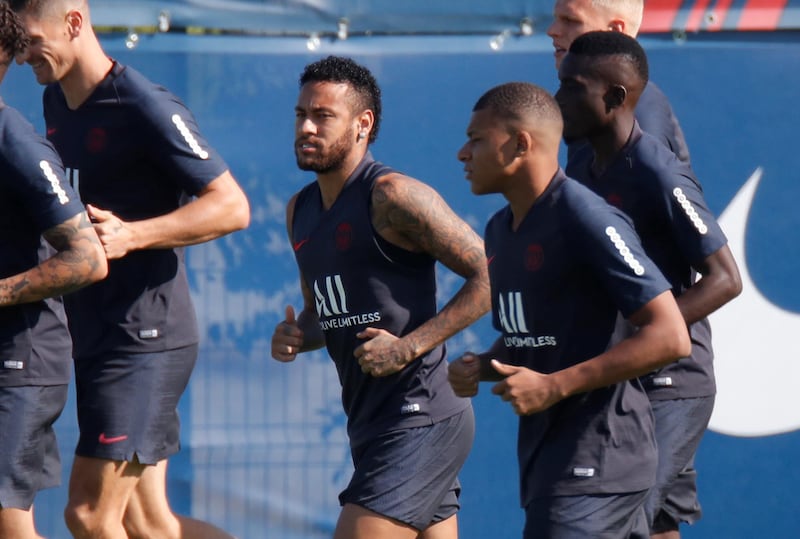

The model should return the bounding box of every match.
[87,204,134,260]
[448,353,481,397]
[490,360,560,415]
[271,305,304,362]
[354,327,412,377]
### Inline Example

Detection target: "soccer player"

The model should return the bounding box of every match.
[556,31,742,539]
[547,0,691,163]
[10,0,250,537]
[270,55,489,539]
[448,81,691,538]
[0,3,106,538]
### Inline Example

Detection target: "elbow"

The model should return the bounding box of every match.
[675,325,692,359]
[667,323,692,362]
[727,271,743,301]
[231,200,250,232]
[88,245,109,283]
[472,268,492,317]
[225,192,251,233]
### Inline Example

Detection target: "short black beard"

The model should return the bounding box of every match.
[296,127,355,174]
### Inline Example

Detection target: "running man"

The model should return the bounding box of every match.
[271,55,489,539]
[0,3,106,537]
[556,31,742,539]
[449,81,691,538]
[11,0,250,537]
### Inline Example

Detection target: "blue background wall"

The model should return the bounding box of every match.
[5,29,798,537]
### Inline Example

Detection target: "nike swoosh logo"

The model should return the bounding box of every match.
[98,433,129,444]
[46,127,57,136]
[293,239,310,251]
[708,167,800,437]
[487,255,496,265]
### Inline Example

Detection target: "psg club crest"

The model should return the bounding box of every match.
[525,244,544,271]
[86,127,107,154]
[335,222,353,251]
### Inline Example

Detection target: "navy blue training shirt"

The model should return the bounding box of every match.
[0,99,84,386]
[485,170,670,505]
[291,153,469,448]
[636,81,690,164]
[567,123,727,400]
[43,62,229,359]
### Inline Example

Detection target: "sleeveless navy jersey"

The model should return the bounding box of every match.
[43,62,229,359]
[0,99,84,386]
[567,123,727,400]
[485,170,670,504]
[568,80,691,164]
[291,153,469,447]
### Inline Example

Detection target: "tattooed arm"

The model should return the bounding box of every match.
[0,211,107,307]
[355,173,491,376]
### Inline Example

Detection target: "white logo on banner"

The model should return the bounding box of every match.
[708,167,800,437]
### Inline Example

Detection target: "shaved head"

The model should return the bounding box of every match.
[569,30,649,96]
[473,82,564,151]
[8,0,86,19]
[590,0,644,35]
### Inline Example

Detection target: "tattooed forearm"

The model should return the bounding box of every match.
[371,174,491,360]
[0,212,107,307]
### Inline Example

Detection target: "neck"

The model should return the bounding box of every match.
[59,36,113,110]
[589,116,635,175]
[315,148,368,210]
[505,159,559,231]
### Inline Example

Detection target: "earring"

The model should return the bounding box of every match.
[357,131,367,141]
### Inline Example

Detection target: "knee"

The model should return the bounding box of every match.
[64,501,102,538]
[122,511,150,539]
[123,510,180,539]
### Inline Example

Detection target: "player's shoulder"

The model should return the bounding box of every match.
[0,103,60,171]
[632,132,698,189]
[557,173,608,211]
[559,176,635,234]
[373,170,438,203]
[0,100,34,137]
[111,63,189,117]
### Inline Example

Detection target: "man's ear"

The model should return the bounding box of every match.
[609,18,625,33]
[356,109,374,142]
[514,129,534,157]
[604,84,627,112]
[66,9,83,37]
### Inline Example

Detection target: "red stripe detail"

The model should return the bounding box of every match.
[705,0,734,31]
[738,0,788,29]
[686,0,714,31]
[641,0,684,32]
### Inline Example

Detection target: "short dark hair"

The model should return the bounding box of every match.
[6,0,43,16]
[0,0,29,61]
[568,30,649,84]
[299,55,382,143]
[473,81,563,128]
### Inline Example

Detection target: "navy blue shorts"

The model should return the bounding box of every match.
[74,345,197,464]
[339,407,475,531]
[524,490,649,539]
[0,385,67,509]
[645,396,714,533]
